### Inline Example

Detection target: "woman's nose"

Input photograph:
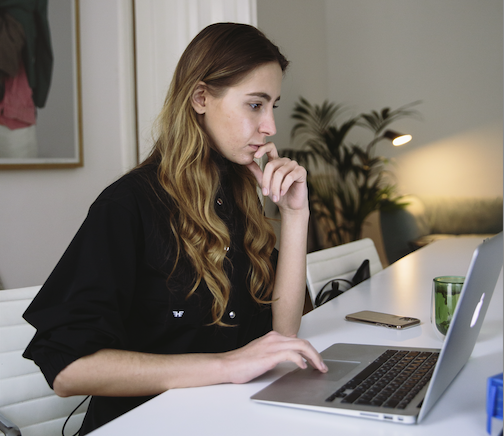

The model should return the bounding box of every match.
[259,111,277,137]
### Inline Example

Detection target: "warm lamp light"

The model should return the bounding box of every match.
[383,130,412,146]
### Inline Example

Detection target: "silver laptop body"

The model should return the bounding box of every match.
[251,233,503,424]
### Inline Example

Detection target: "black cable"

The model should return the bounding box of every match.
[315,278,353,307]
[62,395,91,436]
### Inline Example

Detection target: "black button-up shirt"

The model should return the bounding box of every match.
[23,156,274,434]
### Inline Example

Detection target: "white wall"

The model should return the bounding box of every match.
[258,0,503,261]
[323,0,503,198]
[0,0,137,288]
[258,0,503,198]
[259,0,502,199]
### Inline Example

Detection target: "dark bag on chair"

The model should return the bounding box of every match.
[314,259,370,307]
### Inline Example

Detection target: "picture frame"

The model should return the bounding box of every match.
[0,0,83,169]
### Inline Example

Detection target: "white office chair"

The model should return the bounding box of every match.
[0,286,88,436]
[306,238,383,307]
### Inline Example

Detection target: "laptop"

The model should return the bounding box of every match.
[251,233,503,424]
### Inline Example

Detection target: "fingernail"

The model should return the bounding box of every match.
[272,195,278,202]
[262,187,268,196]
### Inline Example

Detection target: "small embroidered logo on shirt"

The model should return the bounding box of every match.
[172,310,185,318]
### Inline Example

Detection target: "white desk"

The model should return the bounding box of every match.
[90,237,503,436]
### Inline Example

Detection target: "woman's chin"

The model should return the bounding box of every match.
[228,154,257,166]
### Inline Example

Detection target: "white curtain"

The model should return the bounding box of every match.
[134,0,257,161]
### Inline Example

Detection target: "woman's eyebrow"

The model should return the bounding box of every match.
[246,92,281,102]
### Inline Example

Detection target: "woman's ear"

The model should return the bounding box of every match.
[191,82,208,115]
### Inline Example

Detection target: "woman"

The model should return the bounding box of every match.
[23,22,327,434]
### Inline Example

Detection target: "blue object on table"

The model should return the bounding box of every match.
[487,373,503,434]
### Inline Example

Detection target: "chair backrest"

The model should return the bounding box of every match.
[306,238,383,306]
[0,286,87,436]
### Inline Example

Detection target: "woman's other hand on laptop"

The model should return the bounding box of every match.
[222,331,328,384]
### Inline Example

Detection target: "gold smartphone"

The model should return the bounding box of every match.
[345,310,420,329]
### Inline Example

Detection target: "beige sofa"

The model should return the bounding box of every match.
[380,196,503,264]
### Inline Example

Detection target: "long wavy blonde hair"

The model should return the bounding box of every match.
[140,23,289,326]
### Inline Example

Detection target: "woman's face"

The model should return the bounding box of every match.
[193,62,283,165]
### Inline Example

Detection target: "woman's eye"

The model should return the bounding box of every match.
[250,103,262,110]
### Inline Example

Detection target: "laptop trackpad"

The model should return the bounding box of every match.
[297,360,360,382]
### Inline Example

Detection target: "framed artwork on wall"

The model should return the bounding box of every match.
[0,0,83,169]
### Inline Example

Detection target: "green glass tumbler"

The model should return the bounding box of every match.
[431,276,465,339]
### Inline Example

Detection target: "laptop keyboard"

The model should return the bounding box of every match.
[325,349,439,409]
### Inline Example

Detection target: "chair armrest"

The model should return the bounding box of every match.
[0,413,21,436]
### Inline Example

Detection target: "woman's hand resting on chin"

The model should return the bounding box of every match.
[246,142,308,214]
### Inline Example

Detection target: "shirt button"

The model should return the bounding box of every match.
[229,311,236,319]
[216,198,223,206]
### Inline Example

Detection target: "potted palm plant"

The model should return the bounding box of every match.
[281,97,421,248]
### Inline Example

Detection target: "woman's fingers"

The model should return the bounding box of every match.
[245,142,308,211]
[264,158,296,200]
[272,161,306,201]
[257,145,305,199]
[244,141,281,192]
[254,141,279,161]
[224,331,327,384]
